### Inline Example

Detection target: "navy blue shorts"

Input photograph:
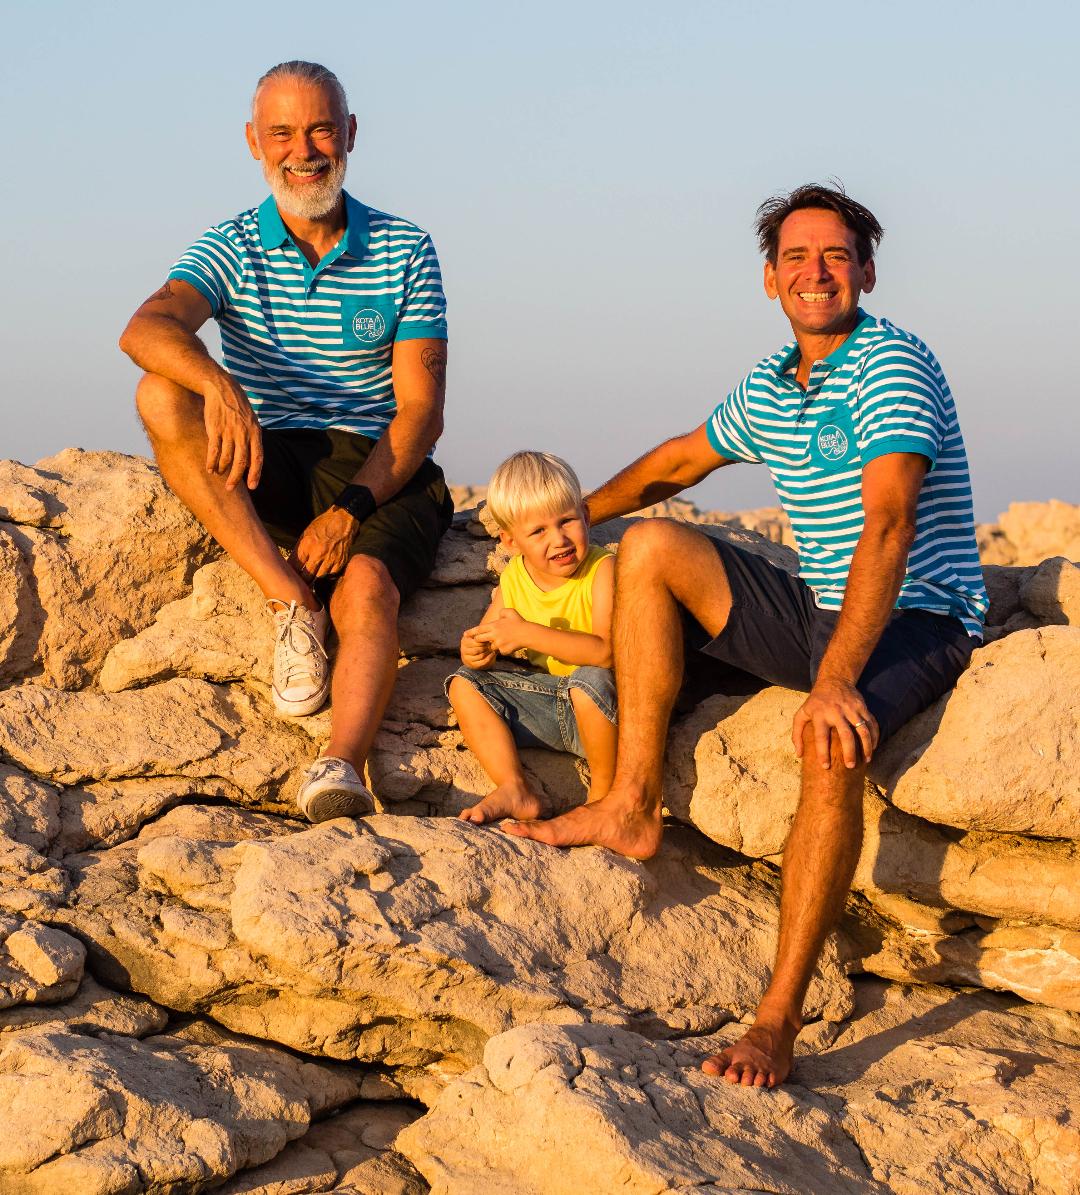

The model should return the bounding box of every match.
[685,539,977,743]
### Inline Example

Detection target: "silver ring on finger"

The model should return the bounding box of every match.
[854,719,867,728]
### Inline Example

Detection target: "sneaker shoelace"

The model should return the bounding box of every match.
[266,600,328,690]
[305,757,351,784]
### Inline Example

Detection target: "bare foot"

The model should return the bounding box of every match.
[458,780,546,825]
[500,792,663,860]
[701,1013,801,1089]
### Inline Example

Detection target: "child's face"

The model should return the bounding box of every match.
[502,503,590,582]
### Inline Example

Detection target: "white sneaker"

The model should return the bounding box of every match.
[296,756,375,823]
[266,599,330,718]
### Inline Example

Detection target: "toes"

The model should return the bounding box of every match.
[753,1072,767,1088]
[700,1054,724,1075]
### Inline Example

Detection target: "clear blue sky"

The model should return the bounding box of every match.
[2,0,1076,519]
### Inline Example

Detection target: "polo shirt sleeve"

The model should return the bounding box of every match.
[856,340,948,469]
[395,235,448,342]
[705,378,763,463]
[167,228,245,318]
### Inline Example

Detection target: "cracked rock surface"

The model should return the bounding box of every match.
[1,453,1079,1192]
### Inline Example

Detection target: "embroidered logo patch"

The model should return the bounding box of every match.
[816,423,850,461]
[351,309,387,343]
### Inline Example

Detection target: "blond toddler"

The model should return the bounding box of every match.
[447,452,617,824]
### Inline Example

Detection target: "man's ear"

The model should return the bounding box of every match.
[861,256,877,294]
[245,122,261,161]
[763,259,779,300]
[346,113,357,153]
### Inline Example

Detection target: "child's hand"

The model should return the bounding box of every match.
[472,609,533,656]
[460,627,497,669]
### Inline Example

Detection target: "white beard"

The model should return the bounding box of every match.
[262,154,347,220]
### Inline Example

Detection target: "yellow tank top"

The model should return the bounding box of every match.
[498,545,613,676]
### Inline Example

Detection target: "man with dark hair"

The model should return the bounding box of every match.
[507,184,987,1087]
[120,61,453,822]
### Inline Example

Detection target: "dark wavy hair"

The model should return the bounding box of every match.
[755,183,883,265]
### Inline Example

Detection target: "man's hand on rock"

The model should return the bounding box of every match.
[792,677,878,769]
[290,509,359,582]
[202,375,264,492]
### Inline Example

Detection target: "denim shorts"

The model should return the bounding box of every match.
[685,538,978,744]
[447,666,617,757]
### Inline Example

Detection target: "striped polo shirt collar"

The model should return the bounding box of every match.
[255,191,371,257]
[777,309,876,383]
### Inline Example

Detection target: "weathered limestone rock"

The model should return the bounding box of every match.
[0,975,168,1041]
[1020,556,1080,625]
[0,1019,366,1194]
[876,627,1080,838]
[0,450,216,688]
[61,814,851,1073]
[100,559,271,693]
[215,1103,426,1195]
[401,1022,875,1193]
[663,681,1080,1010]
[0,764,68,916]
[0,678,320,812]
[999,499,1080,565]
[0,916,84,1008]
[401,980,1080,1195]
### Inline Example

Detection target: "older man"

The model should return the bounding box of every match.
[506,185,988,1087]
[120,61,452,821]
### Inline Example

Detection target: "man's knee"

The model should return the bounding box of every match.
[135,373,202,442]
[617,519,724,590]
[332,555,400,623]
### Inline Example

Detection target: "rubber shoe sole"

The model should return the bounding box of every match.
[272,683,330,719]
[299,783,375,824]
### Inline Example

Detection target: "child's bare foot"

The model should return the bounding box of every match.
[458,779,546,824]
[701,1010,802,1089]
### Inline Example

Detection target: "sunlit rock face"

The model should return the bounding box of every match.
[1,451,1078,1193]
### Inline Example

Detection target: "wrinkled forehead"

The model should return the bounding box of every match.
[252,76,345,124]
[776,207,858,253]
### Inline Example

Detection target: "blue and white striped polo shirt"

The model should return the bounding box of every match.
[168,192,447,438]
[707,312,988,637]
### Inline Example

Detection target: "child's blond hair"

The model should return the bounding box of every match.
[485,451,584,532]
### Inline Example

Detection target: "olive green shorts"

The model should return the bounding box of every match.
[250,427,454,600]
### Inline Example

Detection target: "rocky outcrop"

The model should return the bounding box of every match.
[0,450,216,689]
[978,499,1080,566]
[60,811,851,1070]
[400,981,1080,1195]
[0,451,1078,1193]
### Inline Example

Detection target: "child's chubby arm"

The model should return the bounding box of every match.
[459,588,504,670]
[472,556,615,669]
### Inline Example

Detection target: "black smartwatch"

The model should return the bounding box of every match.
[332,483,377,523]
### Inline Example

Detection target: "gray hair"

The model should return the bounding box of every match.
[252,60,349,121]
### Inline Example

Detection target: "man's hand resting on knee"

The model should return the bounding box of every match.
[201,374,264,492]
[290,508,359,582]
[792,677,879,769]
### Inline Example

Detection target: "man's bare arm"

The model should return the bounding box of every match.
[289,338,447,580]
[350,339,446,503]
[584,423,734,525]
[792,451,928,768]
[118,279,264,490]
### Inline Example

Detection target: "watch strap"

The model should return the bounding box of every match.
[333,484,377,523]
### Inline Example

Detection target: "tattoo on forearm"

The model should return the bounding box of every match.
[421,345,447,386]
[147,281,174,303]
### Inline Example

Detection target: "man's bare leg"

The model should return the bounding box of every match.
[451,678,545,824]
[324,556,401,771]
[503,520,733,858]
[136,373,314,608]
[702,729,865,1088]
[570,687,617,803]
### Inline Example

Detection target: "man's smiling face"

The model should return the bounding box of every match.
[245,77,356,221]
[763,208,876,339]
